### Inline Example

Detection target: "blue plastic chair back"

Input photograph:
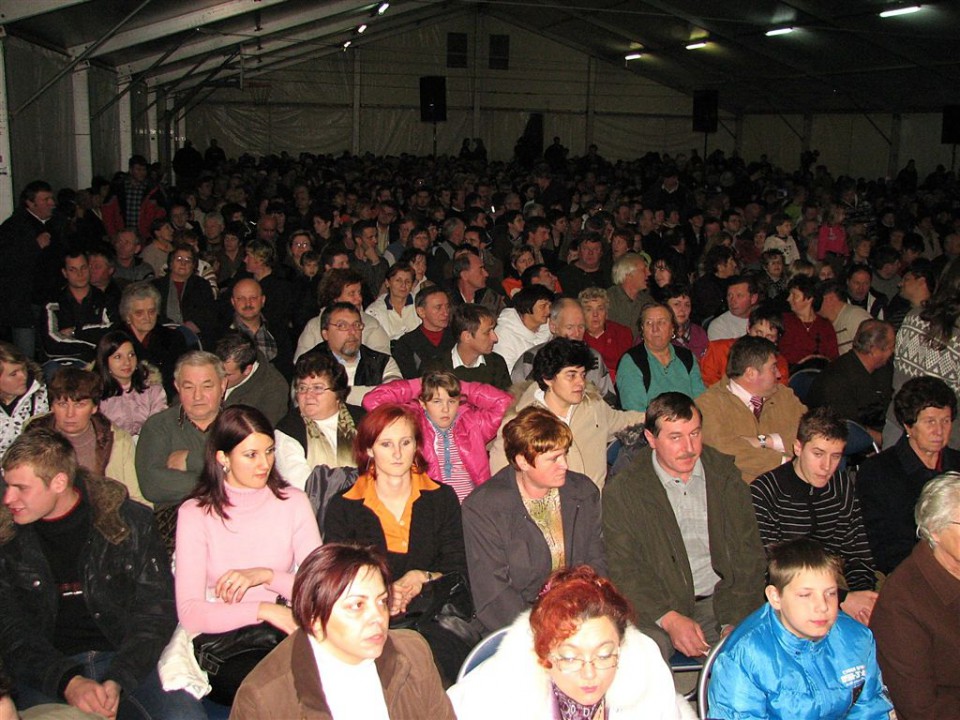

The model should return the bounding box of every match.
[787,367,820,404]
[456,628,508,681]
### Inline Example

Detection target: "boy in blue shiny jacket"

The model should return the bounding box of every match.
[707,538,896,719]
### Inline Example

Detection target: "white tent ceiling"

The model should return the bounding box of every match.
[3,0,959,116]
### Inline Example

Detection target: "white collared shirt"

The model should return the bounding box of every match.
[451,346,486,369]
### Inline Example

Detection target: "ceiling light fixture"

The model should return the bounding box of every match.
[378,3,390,14]
[343,40,352,49]
[357,24,367,34]
[765,27,795,36]
[686,41,708,50]
[879,5,922,17]
[625,52,643,60]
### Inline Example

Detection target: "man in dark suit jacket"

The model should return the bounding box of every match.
[392,287,455,379]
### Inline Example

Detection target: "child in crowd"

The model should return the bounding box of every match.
[361,370,512,502]
[300,250,321,279]
[707,538,895,719]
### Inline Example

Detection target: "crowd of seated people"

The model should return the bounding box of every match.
[0,140,958,718]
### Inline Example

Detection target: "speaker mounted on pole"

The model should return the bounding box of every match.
[941,105,960,144]
[419,76,447,123]
[693,90,719,134]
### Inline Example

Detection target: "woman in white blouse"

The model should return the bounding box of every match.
[365,263,421,341]
[274,351,357,490]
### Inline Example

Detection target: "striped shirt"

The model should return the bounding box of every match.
[431,421,475,503]
[751,462,877,591]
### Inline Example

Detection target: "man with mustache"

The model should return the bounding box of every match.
[603,391,767,662]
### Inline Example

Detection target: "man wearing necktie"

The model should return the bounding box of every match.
[697,336,807,483]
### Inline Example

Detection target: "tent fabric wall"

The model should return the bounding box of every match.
[900,114,957,178]
[183,14,955,178]
[5,36,76,194]
[89,65,119,186]
[129,80,152,160]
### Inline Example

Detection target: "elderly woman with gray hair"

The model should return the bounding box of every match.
[871,471,960,719]
[115,281,188,400]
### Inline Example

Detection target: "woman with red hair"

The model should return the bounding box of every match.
[323,404,471,684]
[448,566,695,719]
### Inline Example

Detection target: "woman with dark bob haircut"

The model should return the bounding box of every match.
[857,375,960,574]
[94,329,167,436]
[323,404,471,684]
[175,405,321,705]
[448,565,695,718]
[274,350,357,490]
[232,543,456,719]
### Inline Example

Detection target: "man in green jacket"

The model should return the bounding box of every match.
[603,391,766,661]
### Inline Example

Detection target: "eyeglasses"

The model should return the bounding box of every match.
[549,653,620,674]
[296,384,330,395]
[643,319,672,329]
[329,321,365,332]
[172,255,194,263]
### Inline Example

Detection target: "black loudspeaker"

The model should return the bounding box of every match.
[942,106,960,144]
[693,90,719,134]
[420,76,447,123]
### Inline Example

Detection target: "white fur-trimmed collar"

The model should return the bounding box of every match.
[448,611,696,719]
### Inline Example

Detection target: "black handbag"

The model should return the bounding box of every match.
[192,623,286,676]
[390,571,482,647]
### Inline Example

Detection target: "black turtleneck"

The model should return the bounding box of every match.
[33,490,111,656]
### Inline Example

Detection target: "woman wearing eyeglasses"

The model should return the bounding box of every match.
[448,565,696,719]
[616,302,706,413]
[275,350,359,491]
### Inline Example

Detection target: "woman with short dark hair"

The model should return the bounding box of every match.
[275,351,357,491]
[231,543,456,719]
[463,406,608,634]
[857,376,960,574]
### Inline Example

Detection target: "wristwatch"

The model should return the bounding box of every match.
[758,434,768,449]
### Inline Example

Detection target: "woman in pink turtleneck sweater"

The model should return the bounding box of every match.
[175,405,321,705]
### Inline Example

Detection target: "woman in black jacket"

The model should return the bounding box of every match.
[324,403,470,683]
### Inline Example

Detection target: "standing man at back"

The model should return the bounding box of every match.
[0,180,62,358]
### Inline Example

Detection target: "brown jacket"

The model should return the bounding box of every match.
[871,541,960,720]
[696,380,806,483]
[230,629,456,720]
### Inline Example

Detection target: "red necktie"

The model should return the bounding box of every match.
[750,395,764,419]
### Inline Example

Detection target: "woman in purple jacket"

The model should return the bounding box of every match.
[363,371,511,502]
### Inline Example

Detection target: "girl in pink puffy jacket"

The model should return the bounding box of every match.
[362,371,512,502]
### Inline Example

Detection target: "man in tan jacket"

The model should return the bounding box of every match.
[489,337,644,490]
[697,336,806,483]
